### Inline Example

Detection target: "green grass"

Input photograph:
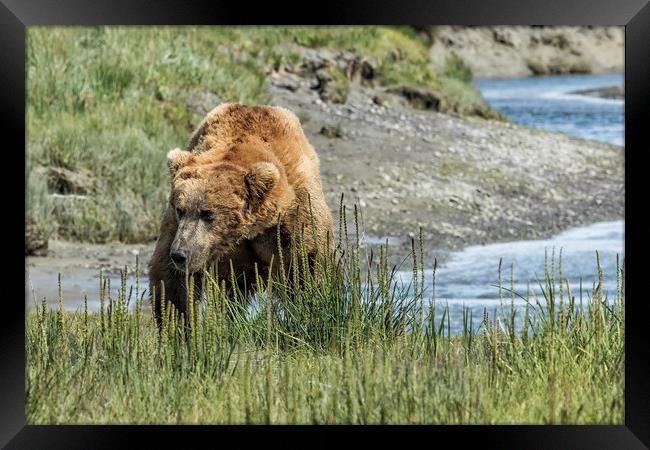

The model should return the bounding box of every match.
[26,208,625,424]
[442,54,474,83]
[27,26,498,244]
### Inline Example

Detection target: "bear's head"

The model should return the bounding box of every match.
[166,147,284,273]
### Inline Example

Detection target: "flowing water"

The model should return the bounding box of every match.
[475,73,624,145]
[395,220,624,334]
[405,73,625,333]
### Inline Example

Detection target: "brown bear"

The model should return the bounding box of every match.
[148,103,334,326]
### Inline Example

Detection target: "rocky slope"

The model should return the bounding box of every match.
[265,53,624,265]
[428,26,623,79]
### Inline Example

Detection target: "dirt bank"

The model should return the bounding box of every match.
[429,26,623,79]
[268,71,623,266]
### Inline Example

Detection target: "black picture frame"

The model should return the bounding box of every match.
[4,0,648,447]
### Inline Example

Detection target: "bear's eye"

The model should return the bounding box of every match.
[200,209,215,222]
[175,207,184,218]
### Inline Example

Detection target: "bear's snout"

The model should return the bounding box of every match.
[170,249,187,267]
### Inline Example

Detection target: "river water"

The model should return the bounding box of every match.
[475,73,624,145]
[394,220,624,334]
[400,73,625,333]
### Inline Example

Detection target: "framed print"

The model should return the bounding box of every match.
[3,0,649,447]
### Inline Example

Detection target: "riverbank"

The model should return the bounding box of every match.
[27,77,624,303]
[26,28,624,258]
[26,28,624,310]
[269,76,624,264]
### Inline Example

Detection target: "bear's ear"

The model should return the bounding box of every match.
[167,148,193,178]
[244,162,280,207]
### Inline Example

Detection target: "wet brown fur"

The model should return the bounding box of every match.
[148,103,334,326]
